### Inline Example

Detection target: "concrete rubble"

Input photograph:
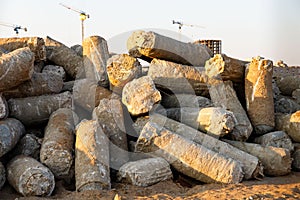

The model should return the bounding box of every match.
[253,131,294,152]
[275,75,300,96]
[159,93,213,108]
[205,53,247,83]
[245,57,275,134]
[148,113,263,180]
[292,89,300,104]
[40,108,78,180]
[92,98,129,170]
[0,32,299,197]
[82,36,110,87]
[9,134,42,160]
[275,111,300,142]
[0,94,8,119]
[148,58,209,95]
[7,155,55,196]
[208,79,253,141]
[117,157,173,187]
[224,139,292,176]
[44,36,82,78]
[0,162,5,190]
[127,30,212,66]
[122,76,161,115]
[156,106,236,138]
[107,54,142,94]
[0,37,46,61]
[136,121,244,184]
[274,95,300,114]
[0,47,34,92]
[292,143,300,171]
[75,119,110,191]
[42,65,66,81]
[3,71,64,99]
[0,118,25,157]
[73,78,113,113]
[8,91,72,126]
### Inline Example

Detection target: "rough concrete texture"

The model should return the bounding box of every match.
[136,121,244,184]
[0,93,8,119]
[274,95,300,114]
[70,44,82,57]
[8,91,72,126]
[275,111,300,142]
[107,54,142,94]
[209,80,253,141]
[292,89,300,104]
[292,143,300,171]
[3,71,64,99]
[157,107,236,138]
[9,134,42,160]
[275,75,300,96]
[245,57,275,134]
[92,98,129,170]
[75,119,111,191]
[73,78,113,112]
[0,37,46,61]
[205,54,247,83]
[45,36,82,78]
[40,108,78,179]
[122,76,161,115]
[148,58,208,95]
[160,93,213,108]
[83,36,109,87]
[7,155,55,197]
[254,131,294,152]
[127,30,211,66]
[117,157,173,187]
[0,47,34,92]
[0,162,5,190]
[224,139,292,176]
[0,118,25,157]
[42,65,66,81]
[149,113,262,180]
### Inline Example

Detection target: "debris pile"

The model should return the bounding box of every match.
[0,31,299,197]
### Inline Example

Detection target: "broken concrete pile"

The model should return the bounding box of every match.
[0,31,299,197]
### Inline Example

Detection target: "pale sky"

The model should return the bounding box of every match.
[0,0,299,65]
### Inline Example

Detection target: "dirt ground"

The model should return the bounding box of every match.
[1,172,300,200]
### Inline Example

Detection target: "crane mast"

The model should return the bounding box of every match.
[59,3,90,43]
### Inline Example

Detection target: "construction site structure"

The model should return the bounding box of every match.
[194,39,222,56]
[0,22,27,36]
[59,3,90,43]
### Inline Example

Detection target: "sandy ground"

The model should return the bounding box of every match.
[1,172,300,200]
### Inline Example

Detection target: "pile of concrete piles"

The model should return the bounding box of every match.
[0,31,299,197]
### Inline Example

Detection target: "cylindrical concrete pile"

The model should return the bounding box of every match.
[0,32,299,197]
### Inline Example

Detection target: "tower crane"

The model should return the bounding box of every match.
[0,22,27,35]
[172,20,205,41]
[172,20,205,30]
[59,3,90,43]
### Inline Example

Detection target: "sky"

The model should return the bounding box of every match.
[0,0,299,66]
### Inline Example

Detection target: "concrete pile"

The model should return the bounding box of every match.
[273,65,300,113]
[0,31,299,197]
